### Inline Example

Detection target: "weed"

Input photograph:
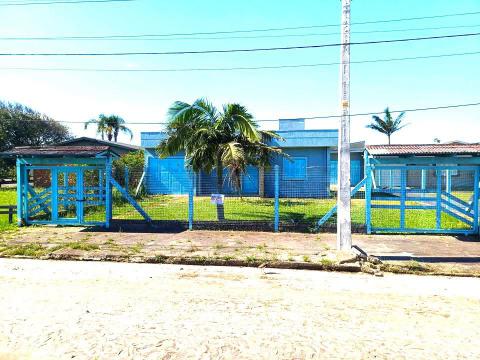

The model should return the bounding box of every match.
[130,242,144,254]
[1,243,47,257]
[245,255,258,263]
[65,242,99,251]
[256,243,267,252]
[186,245,200,253]
[302,255,311,263]
[404,260,429,272]
[153,254,168,263]
[320,258,335,267]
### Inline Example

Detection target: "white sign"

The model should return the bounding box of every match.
[210,194,225,205]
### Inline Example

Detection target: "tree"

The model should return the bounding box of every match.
[366,108,407,144]
[84,114,133,142]
[157,98,284,220]
[0,101,71,178]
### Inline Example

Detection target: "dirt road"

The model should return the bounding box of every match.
[0,259,479,359]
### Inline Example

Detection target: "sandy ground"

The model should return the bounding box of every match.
[0,259,480,360]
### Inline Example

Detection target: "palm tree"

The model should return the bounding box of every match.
[157,98,284,221]
[84,114,133,142]
[366,108,407,144]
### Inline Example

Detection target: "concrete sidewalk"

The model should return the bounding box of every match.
[1,226,479,268]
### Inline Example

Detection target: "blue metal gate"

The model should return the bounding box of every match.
[24,165,106,226]
[366,165,479,235]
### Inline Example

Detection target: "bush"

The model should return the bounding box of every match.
[113,150,145,193]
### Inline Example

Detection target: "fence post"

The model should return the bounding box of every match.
[8,206,13,224]
[436,169,442,230]
[51,168,58,223]
[188,172,194,230]
[16,159,23,226]
[473,168,479,234]
[400,168,407,230]
[124,167,129,194]
[421,169,427,190]
[274,165,279,232]
[105,156,112,229]
[365,164,372,234]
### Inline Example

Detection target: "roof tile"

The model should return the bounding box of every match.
[366,144,480,156]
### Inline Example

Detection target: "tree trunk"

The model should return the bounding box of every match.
[216,156,225,221]
[388,134,391,145]
[107,133,113,141]
[259,166,265,198]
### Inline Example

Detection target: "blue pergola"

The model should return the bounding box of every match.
[2,145,151,228]
[364,144,480,235]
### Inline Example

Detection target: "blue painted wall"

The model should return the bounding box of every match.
[197,166,259,196]
[145,154,191,195]
[264,148,329,198]
[330,160,364,186]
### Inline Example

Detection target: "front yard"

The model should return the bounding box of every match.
[0,188,473,231]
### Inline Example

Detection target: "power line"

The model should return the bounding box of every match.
[0,32,478,56]
[0,0,134,6]
[2,23,480,41]
[3,101,478,125]
[1,9,477,35]
[1,50,478,72]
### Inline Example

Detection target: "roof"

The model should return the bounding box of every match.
[272,129,338,148]
[331,141,365,153]
[0,146,114,158]
[58,137,141,151]
[366,144,480,156]
[141,128,339,149]
[141,132,167,148]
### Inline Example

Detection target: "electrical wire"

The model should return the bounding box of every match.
[0,0,134,6]
[2,24,480,41]
[1,50,478,72]
[0,32,478,56]
[2,101,478,125]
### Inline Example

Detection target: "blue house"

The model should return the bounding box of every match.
[141,119,362,198]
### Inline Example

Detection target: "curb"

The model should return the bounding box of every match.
[0,253,362,273]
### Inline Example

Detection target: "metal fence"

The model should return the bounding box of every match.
[366,165,479,235]
[2,162,478,235]
[109,164,365,233]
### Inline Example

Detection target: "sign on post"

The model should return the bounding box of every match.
[210,194,225,205]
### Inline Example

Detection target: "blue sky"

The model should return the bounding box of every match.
[0,0,478,145]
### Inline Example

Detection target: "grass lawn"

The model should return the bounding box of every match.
[0,189,17,232]
[0,188,472,231]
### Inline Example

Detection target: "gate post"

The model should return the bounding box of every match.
[188,172,194,230]
[105,157,113,229]
[16,159,23,226]
[365,163,372,234]
[436,169,442,230]
[274,165,279,232]
[51,168,58,223]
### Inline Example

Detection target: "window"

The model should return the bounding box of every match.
[283,157,307,180]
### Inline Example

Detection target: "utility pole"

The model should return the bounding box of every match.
[337,0,352,250]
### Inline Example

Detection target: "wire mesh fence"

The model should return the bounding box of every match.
[108,164,367,233]
[1,162,477,234]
